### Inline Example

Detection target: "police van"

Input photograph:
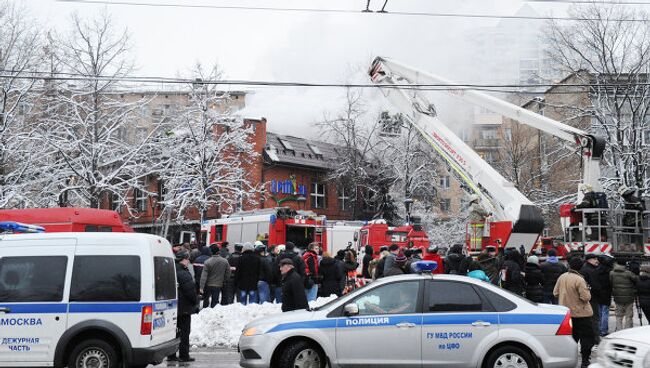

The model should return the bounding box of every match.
[0,231,179,368]
[239,271,579,368]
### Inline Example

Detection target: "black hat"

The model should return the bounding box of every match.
[285,241,295,251]
[547,249,557,257]
[209,244,220,255]
[234,243,243,252]
[379,245,389,252]
[568,256,583,271]
[585,253,598,260]
[388,244,399,251]
[279,258,294,267]
[175,249,190,262]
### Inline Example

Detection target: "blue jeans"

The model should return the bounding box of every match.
[274,287,283,303]
[239,290,257,305]
[203,286,222,308]
[305,284,318,302]
[599,304,609,336]
[257,281,270,304]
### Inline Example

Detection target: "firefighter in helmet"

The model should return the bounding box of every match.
[618,185,645,229]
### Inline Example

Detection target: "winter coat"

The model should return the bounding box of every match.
[200,254,231,290]
[500,259,524,296]
[540,258,567,296]
[258,254,274,283]
[227,251,242,279]
[319,257,344,297]
[273,251,305,285]
[524,263,544,303]
[423,253,445,274]
[477,253,500,284]
[176,262,198,316]
[362,246,374,279]
[596,263,613,306]
[384,264,405,277]
[580,262,602,303]
[235,251,261,292]
[281,268,309,312]
[374,256,387,279]
[383,253,397,275]
[637,273,650,306]
[192,247,212,289]
[610,264,638,305]
[445,253,469,275]
[553,269,592,318]
[302,250,320,281]
[467,269,491,282]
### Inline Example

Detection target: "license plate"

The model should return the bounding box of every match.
[153,317,166,329]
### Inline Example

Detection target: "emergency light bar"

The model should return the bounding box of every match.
[412,260,438,273]
[0,221,45,233]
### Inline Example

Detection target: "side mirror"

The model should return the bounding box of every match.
[344,303,359,316]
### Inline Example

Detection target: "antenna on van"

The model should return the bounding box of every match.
[0,221,45,234]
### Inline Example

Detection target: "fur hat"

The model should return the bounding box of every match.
[527,255,539,265]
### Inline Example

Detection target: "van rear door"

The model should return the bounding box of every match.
[0,240,75,366]
[151,256,177,346]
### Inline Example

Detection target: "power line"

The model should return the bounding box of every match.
[1,69,647,95]
[55,0,650,22]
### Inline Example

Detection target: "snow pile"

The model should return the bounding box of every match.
[190,296,338,348]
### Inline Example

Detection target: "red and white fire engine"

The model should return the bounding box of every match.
[201,207,328,251]
[357,219,429,257]
[0,207,134,233]
[369,57,649,259]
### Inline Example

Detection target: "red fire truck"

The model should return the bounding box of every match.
[0,208,134,233]
[357,219,429,257]
[201,207,328,251]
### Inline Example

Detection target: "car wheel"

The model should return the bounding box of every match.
[485,345,536,368]
[278,340,325,368]
[68,338,119,368]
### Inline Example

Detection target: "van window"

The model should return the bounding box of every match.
[154,257,176,301]
[70,256,141,301]
[0,256,67,302]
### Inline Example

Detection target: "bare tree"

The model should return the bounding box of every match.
[155,63,260,236]
[0,1,43,207]
[316,87,381,219]
[39,12,156,208]
[545,3,650,196]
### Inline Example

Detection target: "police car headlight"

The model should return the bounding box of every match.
[242,323,277,336]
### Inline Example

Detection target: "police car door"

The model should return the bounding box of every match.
[335,280,423,367]
[0,239,75,366]
[421,280,498,368]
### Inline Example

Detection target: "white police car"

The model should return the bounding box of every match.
[0,231,179,368]
[590,325,650,368]
[239,272,578,368]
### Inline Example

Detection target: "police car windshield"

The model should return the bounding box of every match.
[311,282,372,311]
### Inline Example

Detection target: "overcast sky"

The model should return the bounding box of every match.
[25,0,572,137]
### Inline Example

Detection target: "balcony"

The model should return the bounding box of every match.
[472,138,501,149]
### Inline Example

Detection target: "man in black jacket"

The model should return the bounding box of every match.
[580,253,602,341]
[272,242,305,302]
[540,249,567,304]
[235,243,260,305]
[168,250,198,363]
[279,259,309,312]
[596,254,614,336]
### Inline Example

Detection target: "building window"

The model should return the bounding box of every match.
[134,179,148,212]
[440,198,451,213]
[480,128,498,140]
[439,175,450,189]
[338,188,350,211]
[308,144,323,159]
[157,179,166,210]
[460,129,470,142]
[504,128,512,141]
[311,182,327,209]
[107,191,121,212]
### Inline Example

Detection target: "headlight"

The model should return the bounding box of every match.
[242,323,277,336]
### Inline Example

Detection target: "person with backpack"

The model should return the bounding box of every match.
[524,255,544,303]
[302,242,321,302]
[499,248,524,296]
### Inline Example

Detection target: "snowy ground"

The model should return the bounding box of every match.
[190,296,337,348]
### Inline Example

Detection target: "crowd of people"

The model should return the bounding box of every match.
[168,238,650,367]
